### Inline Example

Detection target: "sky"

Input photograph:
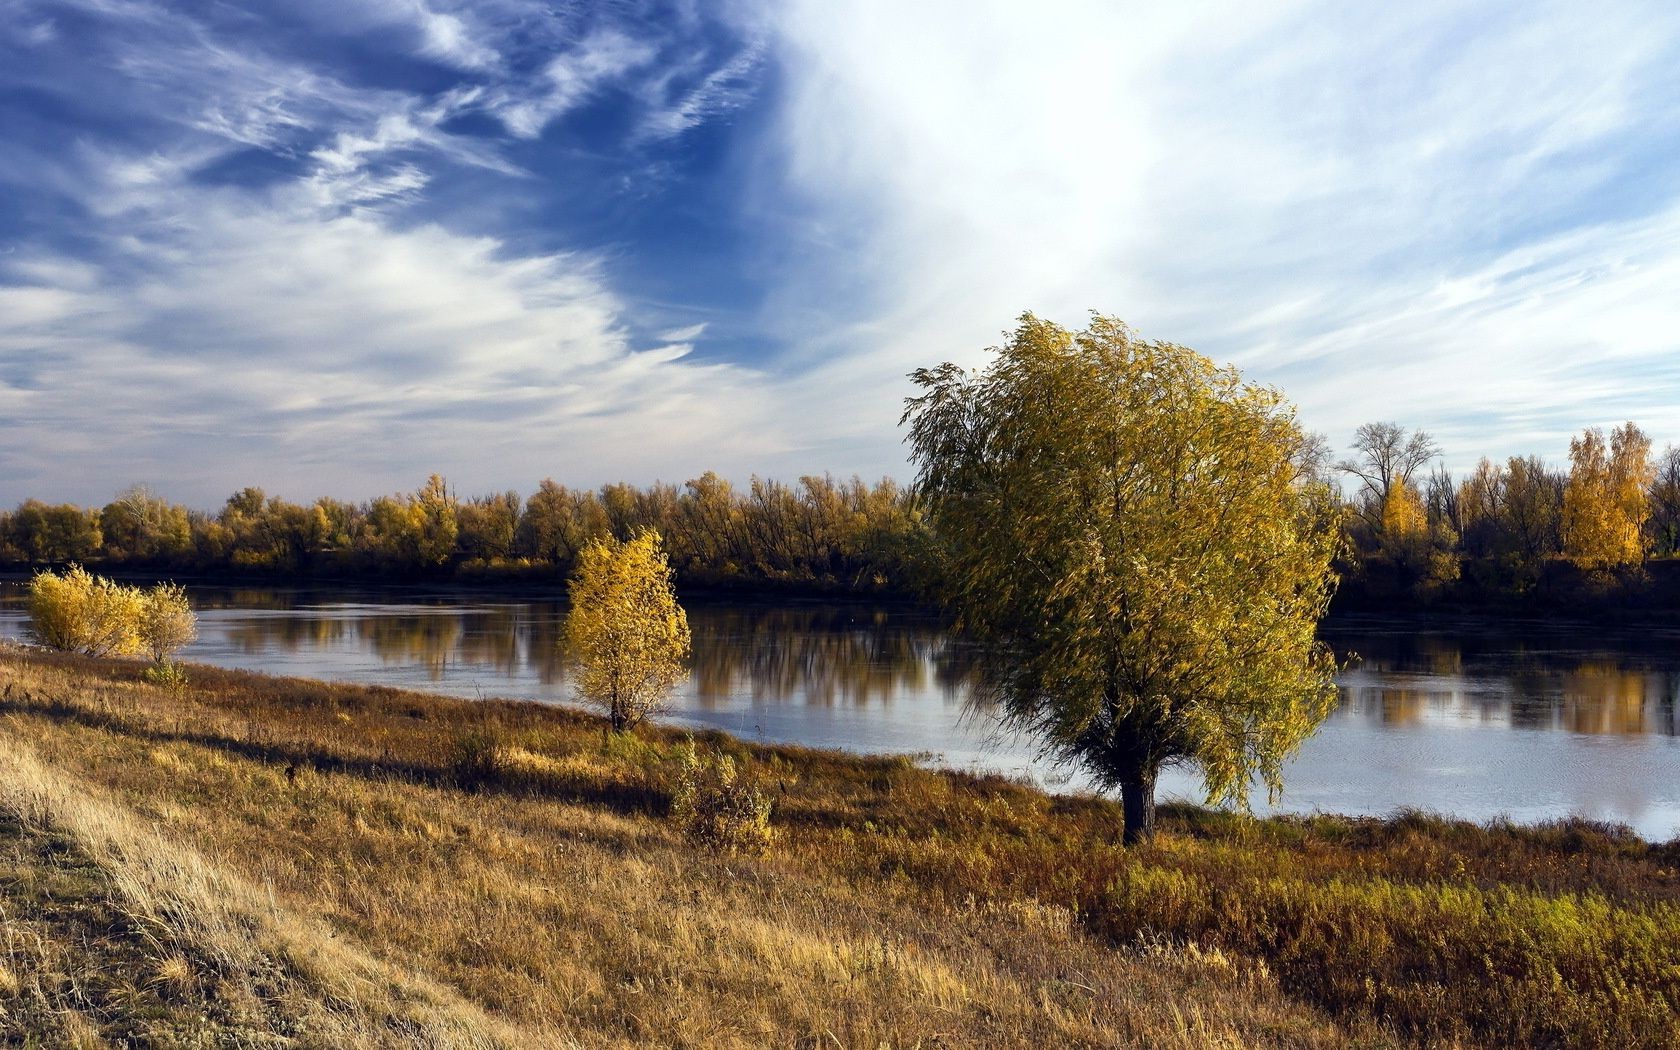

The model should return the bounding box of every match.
[2,0,1679,508]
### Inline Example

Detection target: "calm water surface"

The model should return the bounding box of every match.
[4,582,1680,839]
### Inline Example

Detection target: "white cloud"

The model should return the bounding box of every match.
[0,151,783,505]
[747,0,1680,476]
[636,41,764,142]
[490,30,660,139]
[658,322,708,343]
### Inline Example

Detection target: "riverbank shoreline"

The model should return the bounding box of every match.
[6,583,1680,839]
[16,562,1680,628]
[1,645,1678,1046]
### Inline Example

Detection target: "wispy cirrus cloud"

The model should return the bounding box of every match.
[0,0,780,505]
[749,0,1680,474]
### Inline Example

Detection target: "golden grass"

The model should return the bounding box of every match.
[2,643,1669,1046]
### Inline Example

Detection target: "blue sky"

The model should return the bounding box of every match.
[2,0,1679,507]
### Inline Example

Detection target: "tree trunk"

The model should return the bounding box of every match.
[1120,765,1158,845]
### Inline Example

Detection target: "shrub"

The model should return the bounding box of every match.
[27,565,146,656]
[449,727,508,791]
[27,567,199,667]
[670,739,773,854]
[137,581,198,663]
[142,660,190,691]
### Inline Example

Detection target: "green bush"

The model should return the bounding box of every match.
[142,660,190,691]
[670,739,773,854]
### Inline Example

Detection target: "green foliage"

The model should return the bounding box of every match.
[142,659,190,691]
[669,738,774,853]
[903,312,1342,842]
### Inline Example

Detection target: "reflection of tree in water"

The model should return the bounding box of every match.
[222,614,350,655]
[358,614,464,681]
[685,606,976,707]
[446,607,523,677]
[1335,628,1680,735]
[206,589,306,611]
[1339,685,1458,727]
[199,597,1680,735]
[1560,662,1680,735]
[456,604,566,684]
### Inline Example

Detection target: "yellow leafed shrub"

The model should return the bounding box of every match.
[27,566,197,665]
[27,565,146,656]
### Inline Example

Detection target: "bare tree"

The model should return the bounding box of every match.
[1425,465,1460,538]
[1648,445,1680,556]
[1336,423,1441,527]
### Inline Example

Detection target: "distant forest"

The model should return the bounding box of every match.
[6,420,1680,607]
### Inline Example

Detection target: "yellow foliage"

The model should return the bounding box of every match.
[27,566,197,662]
[561,530,691,732]
[1563,423,1653,570]
[138,582,198,663]
[903,312,1343,842]
[27,565,146,657]
[1380,481,1427,541]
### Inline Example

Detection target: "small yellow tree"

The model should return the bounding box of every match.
[562,530,691,733]
[27,565,146,656]
[137,581,198,664]
[1563,423,1653,570]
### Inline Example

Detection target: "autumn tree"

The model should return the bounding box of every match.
[457,490,522,562]
[516,479,608,565]
[903,313,1342,844]
[356,475,460,569]
[27,565,145,656]
[100,485,192,562]
[8,501,102,562]
[562,530,691,733]
[1562,423,1653,570]
[28,567,198,670]
[673,471,743,577]
[137,581,198,665]
[1501,455,1566,573]
[1457,458,1507,559]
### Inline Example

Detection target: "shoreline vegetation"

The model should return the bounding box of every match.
[8,440,1680,620]
[1,645,1677,1046]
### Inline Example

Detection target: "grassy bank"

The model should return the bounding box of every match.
[0,648,1675,1047]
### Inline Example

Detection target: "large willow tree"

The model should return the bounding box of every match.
[903,313,1342,843]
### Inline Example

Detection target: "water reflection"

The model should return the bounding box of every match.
[189,595,977,702]
[689,606,969,707]
[1326,618,1680,736]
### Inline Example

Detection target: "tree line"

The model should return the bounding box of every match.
[1332,420,1680,601]
[0,473,926,594]
[4,418,1678,604]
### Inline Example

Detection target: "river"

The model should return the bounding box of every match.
[3,582,1679,839]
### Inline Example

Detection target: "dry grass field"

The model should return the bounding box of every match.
[0,642,1675,1047]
